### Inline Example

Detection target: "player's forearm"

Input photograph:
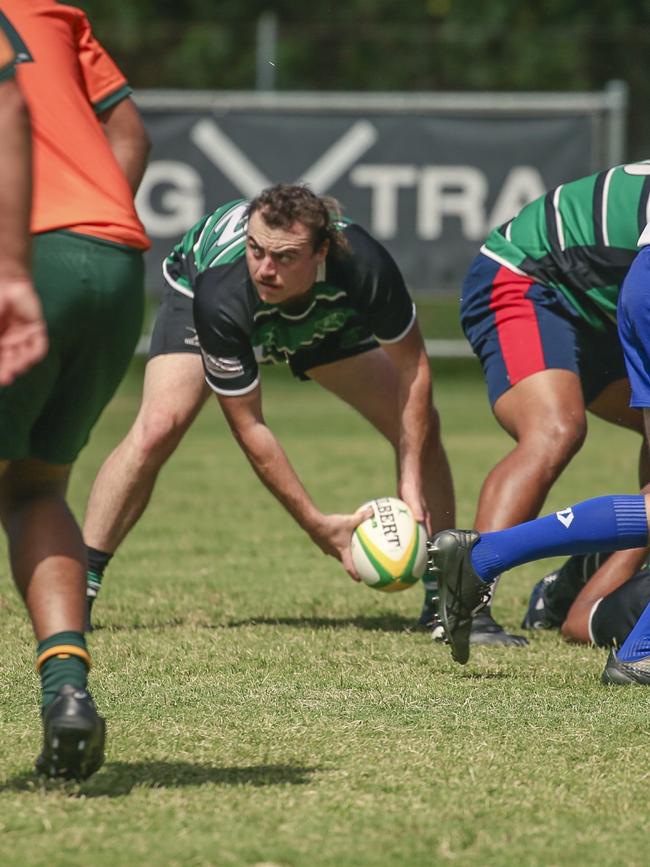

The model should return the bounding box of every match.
[396,360,433,493]
[234,420,324,534]
[0,80,32,282]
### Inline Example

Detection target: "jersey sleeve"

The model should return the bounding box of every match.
[73,10,131,114]
[162,215,213,298]
[0,20,15,80]
[0,10,31,80]
[345,226,416,343]
[193,269,260,396]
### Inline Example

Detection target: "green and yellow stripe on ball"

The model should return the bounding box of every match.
[355,524,421,592]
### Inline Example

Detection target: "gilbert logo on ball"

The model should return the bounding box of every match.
[351,496,427,591]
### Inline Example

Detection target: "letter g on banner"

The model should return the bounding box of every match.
[136,161,205,236]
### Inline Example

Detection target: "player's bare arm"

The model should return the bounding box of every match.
[0,77,47,383]
[217,383,370,579]
[99,97,151,195]
[381,321,435,533]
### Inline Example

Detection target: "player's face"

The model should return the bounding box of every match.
[246,211,329,305]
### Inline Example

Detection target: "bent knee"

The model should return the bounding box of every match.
[132,408,193,459]
[521,416,587,463]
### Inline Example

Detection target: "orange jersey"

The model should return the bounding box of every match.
[4,0,149,250]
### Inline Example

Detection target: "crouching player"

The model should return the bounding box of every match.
[428,224,650,681]
[82,184,455,622]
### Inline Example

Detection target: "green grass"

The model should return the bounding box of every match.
[0,358,648,867]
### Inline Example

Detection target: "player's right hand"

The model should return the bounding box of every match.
[309,506,373,581]
[0,279,48,385]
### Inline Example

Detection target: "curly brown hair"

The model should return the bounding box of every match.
[246,184,350,258]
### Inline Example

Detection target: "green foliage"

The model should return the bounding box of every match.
[79,0,650,155]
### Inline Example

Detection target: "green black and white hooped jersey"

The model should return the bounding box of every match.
[481,161,650,327]
[163,199,416,395]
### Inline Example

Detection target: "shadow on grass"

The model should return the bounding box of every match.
[92,613,419,634]
[2,761,320,797]
[224,614,418,633]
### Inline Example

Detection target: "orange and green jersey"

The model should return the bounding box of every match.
[3,0,149,250]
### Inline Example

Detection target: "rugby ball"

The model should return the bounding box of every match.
[351,496,427,591]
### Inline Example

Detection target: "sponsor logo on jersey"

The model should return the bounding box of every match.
[201,349,244,379]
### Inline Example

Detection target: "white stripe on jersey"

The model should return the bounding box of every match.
[479,245,528,277]
[601,167,616,247]
[553,185,566,251]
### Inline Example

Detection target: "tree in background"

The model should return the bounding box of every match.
[81,0,650,158]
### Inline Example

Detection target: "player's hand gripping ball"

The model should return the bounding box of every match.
[351,496,427,591]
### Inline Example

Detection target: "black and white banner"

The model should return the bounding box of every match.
[135,90,625,294]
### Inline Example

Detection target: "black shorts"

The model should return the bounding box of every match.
[590,569,650,647]
[148,285,200,359]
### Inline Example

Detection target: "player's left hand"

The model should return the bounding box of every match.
[0,279,48,385]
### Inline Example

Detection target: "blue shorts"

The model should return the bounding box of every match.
[460,253,628,407]
[618,245,650,408]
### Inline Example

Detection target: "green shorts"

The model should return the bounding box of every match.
[0,231,144,464]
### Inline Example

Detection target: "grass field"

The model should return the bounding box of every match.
[1,356,649,867]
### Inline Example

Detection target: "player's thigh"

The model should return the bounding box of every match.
[27,234,145,464]
[493,368,587,443]
[138,352,210,427]
[587,378,644,433]
[308,347,400,444]
[572,308,642,431]
[0,459,71,505]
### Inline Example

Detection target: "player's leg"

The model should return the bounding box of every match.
[307,345,454,535]
[308,344,460,632]
[83,353,210,606]
[428,493,650,664]
[464,258,590,531]
[459,260,588,643]
[0,231,131,776]
[0,458,105,778]
[523,328,650,635]
[82,284,210,620]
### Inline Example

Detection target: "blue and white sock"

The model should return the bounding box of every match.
[618,599,650,662]
[470,495,648,583]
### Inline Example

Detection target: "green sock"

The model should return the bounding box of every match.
[37,631,89,711]
[87,569,102,599]
[86,546,113,600]
[422,576,438,604]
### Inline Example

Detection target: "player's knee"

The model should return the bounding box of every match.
[525,416,587,464]
[132,408,190,462]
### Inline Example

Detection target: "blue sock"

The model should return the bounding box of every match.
[470,495,648,583]
[618,600,650,662]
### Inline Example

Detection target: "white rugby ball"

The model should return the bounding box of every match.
[351,496,427,591]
